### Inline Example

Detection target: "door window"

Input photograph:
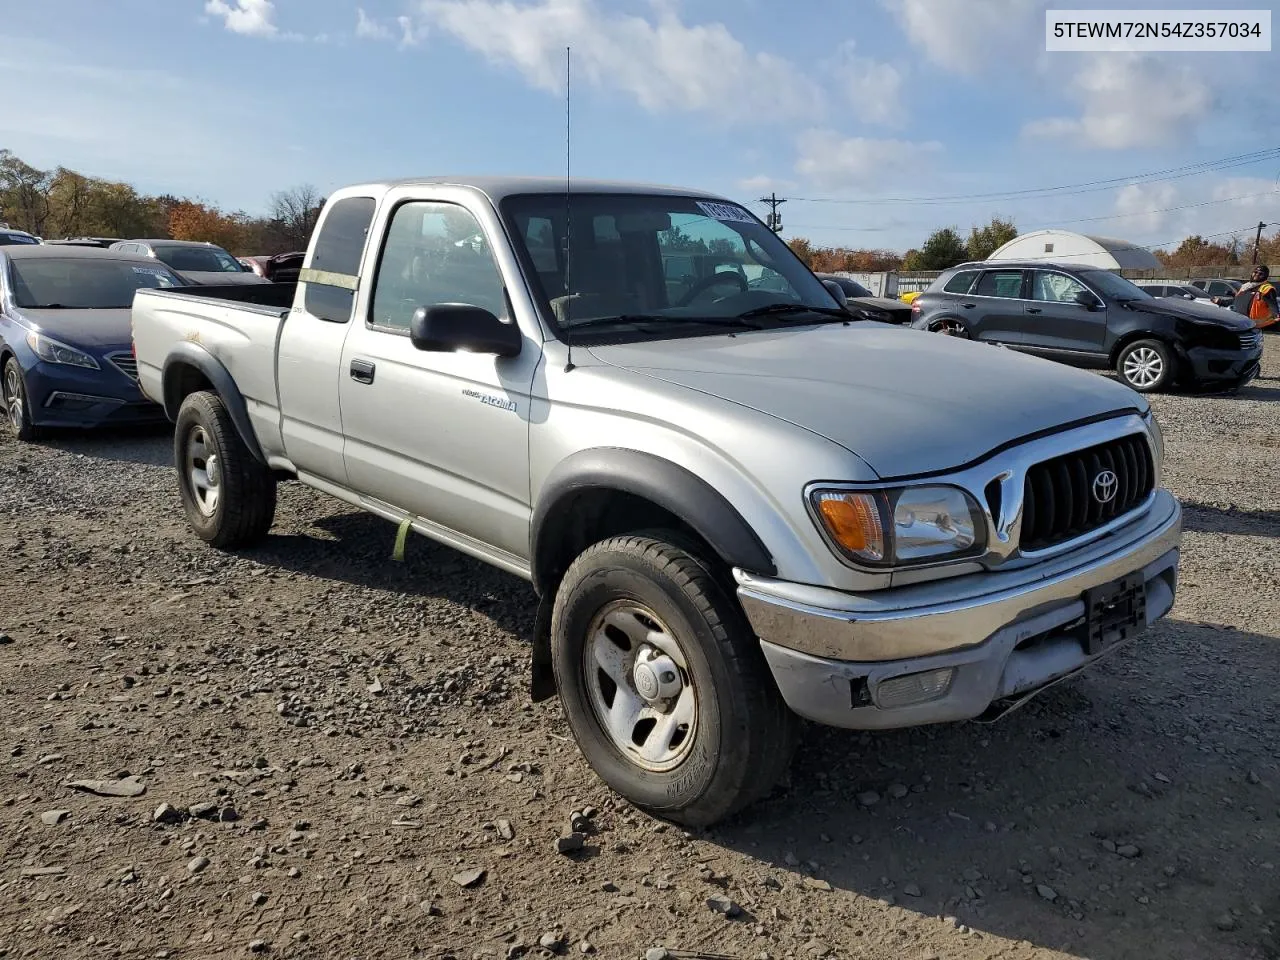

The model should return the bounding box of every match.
[304,196,376,322]
[1031,271,1089,303]
[974,270,1025,299]
[943,270,979,294]
[369,201,507,332]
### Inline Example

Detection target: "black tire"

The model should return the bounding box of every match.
[1116,339,1176,393]
[927,317,969,338]
[550,533,799,827]
[2,357,41,442]
[174,390,276,548]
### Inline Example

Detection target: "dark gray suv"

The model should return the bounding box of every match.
[910,260,1261,392]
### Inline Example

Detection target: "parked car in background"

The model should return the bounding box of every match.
[912,260,1260,392]
[134,175,1182,825]
[239,251,306,283]
[0,245,184,439]
[110,239,268,286]
[900,290,922,305]
[816,274,913,324]
[1136,281,1218,303]
[1188,277,1242,307]
[45,237,123,249]
[0,228,40,246]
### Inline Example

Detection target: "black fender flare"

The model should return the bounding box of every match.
[162,341,268,465]
[529,448,776,596]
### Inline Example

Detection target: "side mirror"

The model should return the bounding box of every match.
[821,279,850,308]
[410,303,522,356]
[1075,290,1103,310]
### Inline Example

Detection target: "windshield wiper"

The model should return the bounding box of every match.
[736,303,853,322]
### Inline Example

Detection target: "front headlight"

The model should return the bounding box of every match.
[809,485,987,568]
[26,331,100,369]
[1144,410,1164,480]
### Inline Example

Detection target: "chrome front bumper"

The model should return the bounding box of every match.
[737,490,1181,730]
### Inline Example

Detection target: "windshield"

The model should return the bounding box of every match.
[0,233,39,246]
[1080,270,1151,301]
[840,278,874,298]
[10,258,185,308]
[154,245,245,273]
[500,193,838,339]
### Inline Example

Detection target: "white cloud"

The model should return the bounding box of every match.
[415,0,824,123]
[880,0,1046,75]
[794,129,942,190]
[356,7,393,40]
[1112,182,1178,235]
[1107,176,1279,243]
[357,7,424,46]
[205,0,277,37]
[826,41,903,126]
[1024,54,1214,149]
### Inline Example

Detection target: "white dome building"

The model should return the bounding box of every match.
[986,230,1160,271]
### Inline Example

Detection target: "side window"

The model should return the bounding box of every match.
[975,270,1025,299]
[1031,271,1088,303]
[943,270,978,294]
[369,201,507,332]
[303,196,376,323]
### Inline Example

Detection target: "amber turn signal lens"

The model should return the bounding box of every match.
[813,491,885,562]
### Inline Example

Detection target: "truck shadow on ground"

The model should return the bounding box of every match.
[1181,501,1280,538]
[242,507,539,641]
[699,617,1279,960]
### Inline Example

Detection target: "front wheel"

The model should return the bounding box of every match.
[2,357,40,442]
[550,534,799,827]
[1117,339,1176,392]
[174,390,276,548]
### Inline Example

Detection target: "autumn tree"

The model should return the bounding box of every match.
[0,150,52,235]
[786,236,814,267]
[269,183,324,250]
[168,201,255,254]
[966,217,1017,261]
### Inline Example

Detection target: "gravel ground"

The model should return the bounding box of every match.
[1,349,1277,960]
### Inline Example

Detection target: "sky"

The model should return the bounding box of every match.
[2,0,1278,253]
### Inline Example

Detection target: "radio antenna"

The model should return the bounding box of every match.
[563,44,575,372]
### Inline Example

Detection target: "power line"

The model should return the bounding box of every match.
[775,146,1280,206]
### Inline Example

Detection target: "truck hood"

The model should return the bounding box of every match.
[177,271,269,286]
[12,307,133,352]
[1120,295,1253,329]
[588,323,1146,479]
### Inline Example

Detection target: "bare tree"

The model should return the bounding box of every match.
[269,184,325,252]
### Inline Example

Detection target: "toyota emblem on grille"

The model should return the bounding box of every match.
[1092,469,1119,504]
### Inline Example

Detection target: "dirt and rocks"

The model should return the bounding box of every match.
[1,351,1278,960]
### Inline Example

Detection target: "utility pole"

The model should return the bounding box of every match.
[1252,220,1267,264]
[759,192,786,233]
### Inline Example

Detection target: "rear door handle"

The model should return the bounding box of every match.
[962,302,976,309]
[350,359,376,384]
[1027,307,1042,314]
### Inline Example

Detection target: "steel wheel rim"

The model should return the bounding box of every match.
[583,600,698,773]
[185,425,221,517]
[3,366,22,431]
[1123,347,1163,388]
[932,319,967,337]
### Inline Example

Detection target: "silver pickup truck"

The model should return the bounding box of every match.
[132,177,1182,825]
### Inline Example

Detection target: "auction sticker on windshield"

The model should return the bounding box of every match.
[696,201,755,223]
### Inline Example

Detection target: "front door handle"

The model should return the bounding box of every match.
[1027,307,1042,314]
[350,359,376,384]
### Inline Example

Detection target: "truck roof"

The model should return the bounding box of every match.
[359,175,727,202]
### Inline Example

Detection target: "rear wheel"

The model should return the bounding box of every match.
[927,317,969,338]
[1117,339,1175,392]
[2,358,40,442]
[175,390,276,547]
[551,534,798,826]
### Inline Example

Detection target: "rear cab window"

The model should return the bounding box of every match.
[303,196,377,322]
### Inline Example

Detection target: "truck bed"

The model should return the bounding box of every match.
[148,281,298,316]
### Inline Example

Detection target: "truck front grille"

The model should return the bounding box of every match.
[1020,433,1154,552]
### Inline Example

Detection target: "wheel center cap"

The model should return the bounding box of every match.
[633,650,681,704]
[206,455,221,486]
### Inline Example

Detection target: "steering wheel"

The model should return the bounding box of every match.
[677,271,748,307]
